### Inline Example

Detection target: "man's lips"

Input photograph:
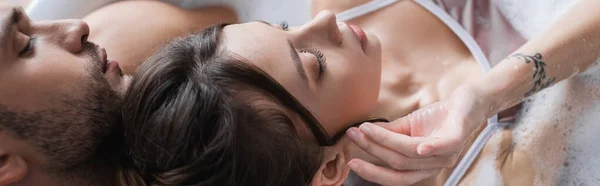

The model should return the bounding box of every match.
[106,59,121,75]
[100,47,121,74]
[101,48,108,73]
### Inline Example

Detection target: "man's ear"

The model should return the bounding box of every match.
[0,148,28,185]
[311,144,351,186]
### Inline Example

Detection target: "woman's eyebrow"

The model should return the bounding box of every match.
[253,21,310,85]
[255,20,272,27]
[288,40,309,85]
[254,20,287,30]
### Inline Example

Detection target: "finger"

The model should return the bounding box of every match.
[417,136,464,156]
[348,158,442,186]
[347,128,456,170]
[376,103,450,136]
[358,123,425,158]
[371,116,412,135]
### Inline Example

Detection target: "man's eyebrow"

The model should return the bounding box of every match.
[288,40,309,85]
[0,7,21,42]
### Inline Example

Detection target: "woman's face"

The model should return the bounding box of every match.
[222,10,382,142]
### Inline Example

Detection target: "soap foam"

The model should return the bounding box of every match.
[469,156,504,186]
[491,0,600,184]
[510,59,600,186]
[555,62,600,185]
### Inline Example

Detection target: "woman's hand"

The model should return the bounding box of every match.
[346,85,491,185]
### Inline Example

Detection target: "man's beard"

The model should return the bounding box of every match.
[0,56,124,172]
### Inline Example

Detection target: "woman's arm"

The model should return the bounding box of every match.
[346,1,600,184]
[473,0,600,117]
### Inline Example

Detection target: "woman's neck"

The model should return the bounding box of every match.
[344,1,482,121]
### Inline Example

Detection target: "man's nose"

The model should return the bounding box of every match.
[57,19,90,53]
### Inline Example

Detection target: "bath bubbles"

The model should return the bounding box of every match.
[580,58,600,76]
[470,156,504,185]
[556,75,600,185]
[511,57,600,186]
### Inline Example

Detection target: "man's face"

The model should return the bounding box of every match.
[0,7,128,109]
[0,6,127,171]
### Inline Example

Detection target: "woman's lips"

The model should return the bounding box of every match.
[348,24,368,51]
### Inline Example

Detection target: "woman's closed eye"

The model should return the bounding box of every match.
[276,21,326,79]
[301,49,327,79]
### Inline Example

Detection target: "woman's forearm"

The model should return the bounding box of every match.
[471,0,600,117]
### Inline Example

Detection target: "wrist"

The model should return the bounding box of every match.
[446,83,492,132]
[459,81,500,119]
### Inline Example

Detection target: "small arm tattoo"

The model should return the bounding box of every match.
[511,53,556,97]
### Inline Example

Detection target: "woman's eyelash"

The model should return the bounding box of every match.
[300,49,327,78]
[19,37,36,57]
[279,21,289,31]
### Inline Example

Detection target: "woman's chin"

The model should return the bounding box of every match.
[365,33,383,86]
[364,32,382,65]
[365,32,381,52]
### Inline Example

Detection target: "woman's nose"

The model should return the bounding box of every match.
[301,10,343,45]
[55,19,90,53]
